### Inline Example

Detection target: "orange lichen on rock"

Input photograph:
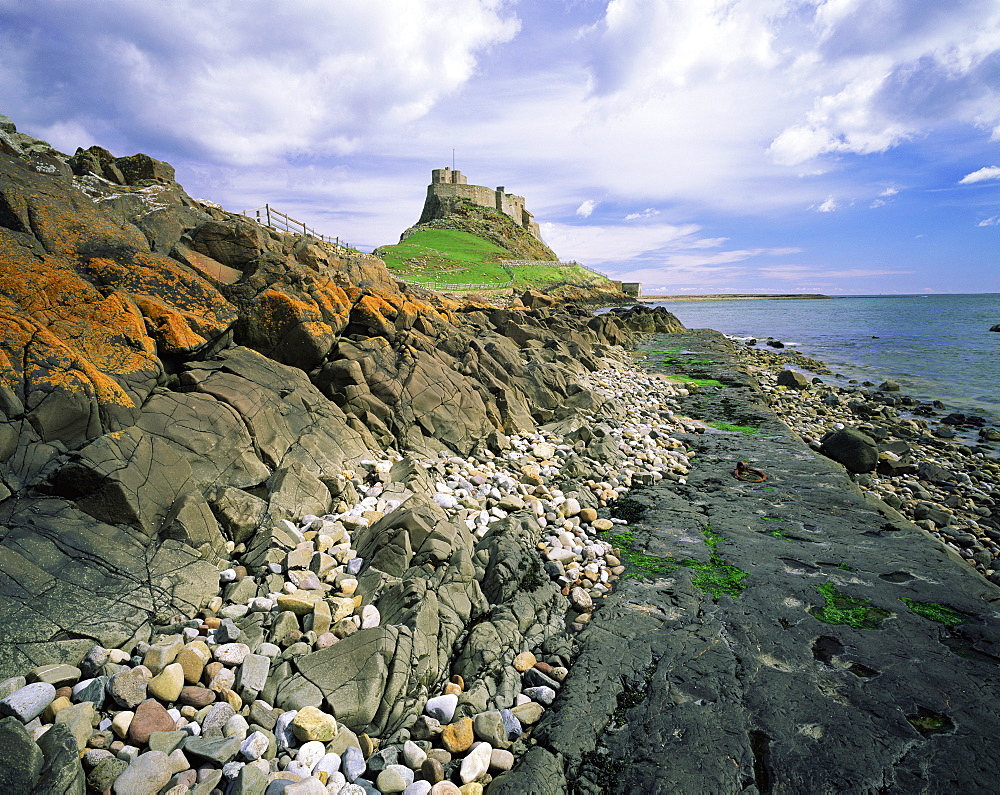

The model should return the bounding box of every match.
[84,253,238,336]
[23,322,137,407]
[307,278,352,333]
[255,288,324,335]
[131,295,208,353]
[352,293,399,339]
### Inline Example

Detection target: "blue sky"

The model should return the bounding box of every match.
[1,0,998,294]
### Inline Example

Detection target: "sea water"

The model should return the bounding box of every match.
[637,293,1000,423]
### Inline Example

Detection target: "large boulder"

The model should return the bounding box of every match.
[820,427,879,473]
[777,369,810,390]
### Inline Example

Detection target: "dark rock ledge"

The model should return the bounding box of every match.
[496,331,1000,794]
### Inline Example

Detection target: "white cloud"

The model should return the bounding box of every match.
[575,199,597,217]
[817,197,838,212]
[758,265,915,280]
[624,208,659,221]
[880,186,899,196]
[0,1,519,164]
[539,221,703,263]
[978,215,1000,226]
[960,166,1000,184]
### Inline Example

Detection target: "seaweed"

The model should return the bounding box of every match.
[809,583,892,630]
[901,597,969,626]
[706,421,760,434]
[662,375,729,388]
[600,524,748,599]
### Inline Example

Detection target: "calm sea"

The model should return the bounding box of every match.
[639,293,1000,423]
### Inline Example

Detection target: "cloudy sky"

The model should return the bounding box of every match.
[2,0,998,294]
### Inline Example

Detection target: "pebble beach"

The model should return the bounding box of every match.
[0,346,708,794]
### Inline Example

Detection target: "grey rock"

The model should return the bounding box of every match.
[216,618,242,644]
[78,645,110,678]
[111,750,172,795]
[0,681,56,722]
[37,721,86,795]
[342,744,366,782]
[276,626,414,735]
[201,702,237,734]
[107,668,148,710]
[473,710,509,747]
[523,667,560,691]
[820,427,878,473]
[183,734,241,765]
[777,370,810,390]
[523,686,556,705]
[0,676,25,700]
[0,716,43,792]
[237,654,271,698]
[87,757,129,794]
[231,763,268,795]
[72,676,107,708]
[500,708,522,741]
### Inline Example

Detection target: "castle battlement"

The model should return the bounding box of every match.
[419,169,543,242]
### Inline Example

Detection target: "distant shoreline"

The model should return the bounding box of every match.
[635,293,832,302]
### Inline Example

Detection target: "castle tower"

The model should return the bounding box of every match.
[419,169,542,242]
[430,167,467,185]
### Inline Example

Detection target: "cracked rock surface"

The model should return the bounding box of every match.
[500,331,1000,793]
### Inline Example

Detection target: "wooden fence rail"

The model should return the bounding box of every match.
[242,204,359,254]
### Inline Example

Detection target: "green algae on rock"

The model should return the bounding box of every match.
[810,583,892,630]
[901,598,970,626]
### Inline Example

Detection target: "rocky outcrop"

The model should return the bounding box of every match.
[396,199,559,263]
[0,127,678,686]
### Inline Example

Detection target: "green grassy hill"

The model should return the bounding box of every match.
[376,199,620,294]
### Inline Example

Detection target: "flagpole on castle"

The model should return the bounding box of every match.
[452,148,455,171]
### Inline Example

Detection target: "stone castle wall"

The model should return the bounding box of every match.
[421,169,543,241]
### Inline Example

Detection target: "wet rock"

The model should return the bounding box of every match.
[820,427,879,473]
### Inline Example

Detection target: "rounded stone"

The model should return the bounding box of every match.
[295,739,327,770]
[472,711,508,748]
[87,758,129,793]
[111,750,172,794]
[128,699,176,746]
[460,742,492,785]
[292,705,338,742]
[489,748,515,773]
[360,605,380,629]
[213,643,251,666]
[376,764,414,793]
[499,709,522,741]
[0,681,56,722]
[178,686,215,708]
[111,710,135,739]
[421,757,445,784]
[342,744,366,782]
[402,739,427,769]
[240,730,270,761]
[108,668,148,710]
[512,652,536,672]
[524,686,556,705]
[424,694,458,723]
[440,717,474,754]
[429,782,462,794]
[147,663,185,703]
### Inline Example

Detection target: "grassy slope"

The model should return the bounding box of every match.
[377,202,617,293]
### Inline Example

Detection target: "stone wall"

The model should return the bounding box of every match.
[420,170,543,242]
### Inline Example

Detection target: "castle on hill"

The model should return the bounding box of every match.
[418,167,543,242]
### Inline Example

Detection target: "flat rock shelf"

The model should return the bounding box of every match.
[496,330,1000,794]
